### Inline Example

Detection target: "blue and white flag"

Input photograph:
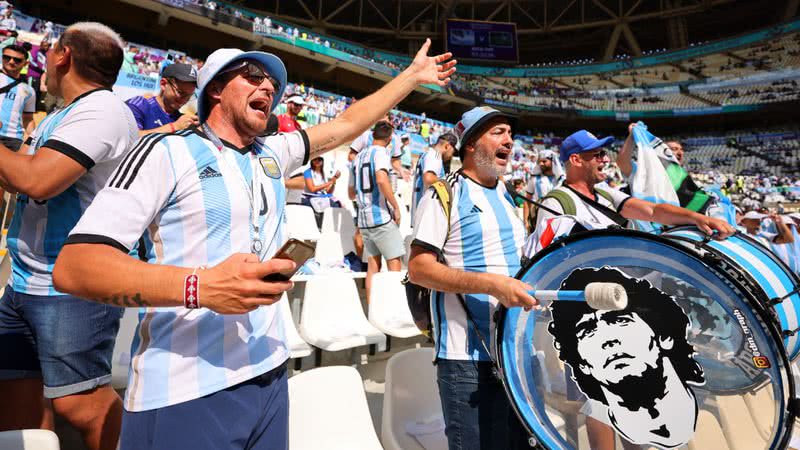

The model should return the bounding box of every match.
[628,122,679,232]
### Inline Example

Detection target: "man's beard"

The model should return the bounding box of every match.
[474,148,504,178]
[605,357,667,417]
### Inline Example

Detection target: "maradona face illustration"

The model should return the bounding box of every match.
[548,267,705,449]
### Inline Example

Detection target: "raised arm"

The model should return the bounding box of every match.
[304,39,455,158]
[772,214,795,245]
[616,123,636,178]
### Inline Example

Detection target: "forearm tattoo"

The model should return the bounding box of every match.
[100,293,152,307]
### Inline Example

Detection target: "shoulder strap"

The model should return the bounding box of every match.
[544,189,576,215]
[0,78,22,96]
[595,188,615,204]
[430,178,454,234]
[431,175,497,369]
[565,185,628,227]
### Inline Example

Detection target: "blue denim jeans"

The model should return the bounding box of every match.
[0,286,123,398]
[437,359,534,450]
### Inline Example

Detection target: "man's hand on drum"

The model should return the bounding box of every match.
[693,214,736,240]
[489,275,539,311]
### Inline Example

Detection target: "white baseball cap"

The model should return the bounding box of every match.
[789,212,800,221]
[742,211,766,220]
[196,48,287,121]
[286,95,305,105]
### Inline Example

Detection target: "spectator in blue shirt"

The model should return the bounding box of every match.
[125,62,198,135]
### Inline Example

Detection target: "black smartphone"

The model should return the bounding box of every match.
[263,238,317,281]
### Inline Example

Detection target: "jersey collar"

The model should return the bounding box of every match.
[192,126,253,155]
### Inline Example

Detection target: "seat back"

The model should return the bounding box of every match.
[382,348,444,450]
[321,207,357,255]
[289,366,383,450]
[314,230,345,266]
[300,275,366,340]
[277,294,312,358]
[285,205,321,241]
[0,429,60,450]
[368,272,417,336]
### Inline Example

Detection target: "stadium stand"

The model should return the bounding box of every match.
[4,3,800,450]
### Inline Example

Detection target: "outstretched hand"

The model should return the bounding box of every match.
[409,38,457,87]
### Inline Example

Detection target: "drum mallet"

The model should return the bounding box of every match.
[527,282,628,310]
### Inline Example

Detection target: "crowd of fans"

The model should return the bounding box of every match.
[3,5,800,450]
[144,0,800,114]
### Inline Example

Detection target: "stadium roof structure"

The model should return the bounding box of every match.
[237,0,798,64]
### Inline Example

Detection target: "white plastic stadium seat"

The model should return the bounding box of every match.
[111,308,140,389]
[368,272,421,338]
[277,294,312,359]
[320,207,358,256]
[299,275,386,351]
[313,230,345,266]
[288,366,383,450]
[382,348,446,450]
[0,429,60,450]
[285,205,321,242]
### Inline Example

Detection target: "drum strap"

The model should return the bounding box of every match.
[430,177,501,371]
[564,185,629,228]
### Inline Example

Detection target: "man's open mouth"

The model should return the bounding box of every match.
[248,99,270,118]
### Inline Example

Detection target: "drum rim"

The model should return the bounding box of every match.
[496,227,797,450]
[668,225,800,359]
[670,224,800,287]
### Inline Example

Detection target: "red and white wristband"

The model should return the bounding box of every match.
[184,267,205,309]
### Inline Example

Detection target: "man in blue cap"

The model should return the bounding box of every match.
[409,106,536,450]
[125,62,199,136]
[533,129,734,237]
[529,130,734,450]
[53,39,456,450]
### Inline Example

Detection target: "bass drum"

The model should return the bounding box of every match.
[498,228,795,450]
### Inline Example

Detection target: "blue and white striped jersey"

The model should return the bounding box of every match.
[352,144,393,229]
[349,128,402,158]
[524,174,556,202]
[67,128,309,411]
[411,171,526,361]
[0,73,35,140]
[411,148,444,223]
[7,89,138,295]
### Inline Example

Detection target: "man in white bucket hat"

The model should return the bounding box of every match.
[53,40,455,450]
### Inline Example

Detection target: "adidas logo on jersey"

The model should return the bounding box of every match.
[470,205,482,213]
[199,166,222,179]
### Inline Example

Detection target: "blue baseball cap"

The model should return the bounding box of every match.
[559,130,614,162]
[454,106,515,155]
[196,48,288,122]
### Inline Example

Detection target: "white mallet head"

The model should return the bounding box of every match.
[585,282,628,310]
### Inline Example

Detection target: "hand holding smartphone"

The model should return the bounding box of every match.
[263,239,316,282]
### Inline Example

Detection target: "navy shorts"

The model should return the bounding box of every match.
[0,286,123,398]
[120,362,289,450]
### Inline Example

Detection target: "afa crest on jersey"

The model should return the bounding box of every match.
[259,157,281,179]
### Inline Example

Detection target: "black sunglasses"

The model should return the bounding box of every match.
[582,149,608,161]
[221,61,280,92]
[2,55,24,64]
